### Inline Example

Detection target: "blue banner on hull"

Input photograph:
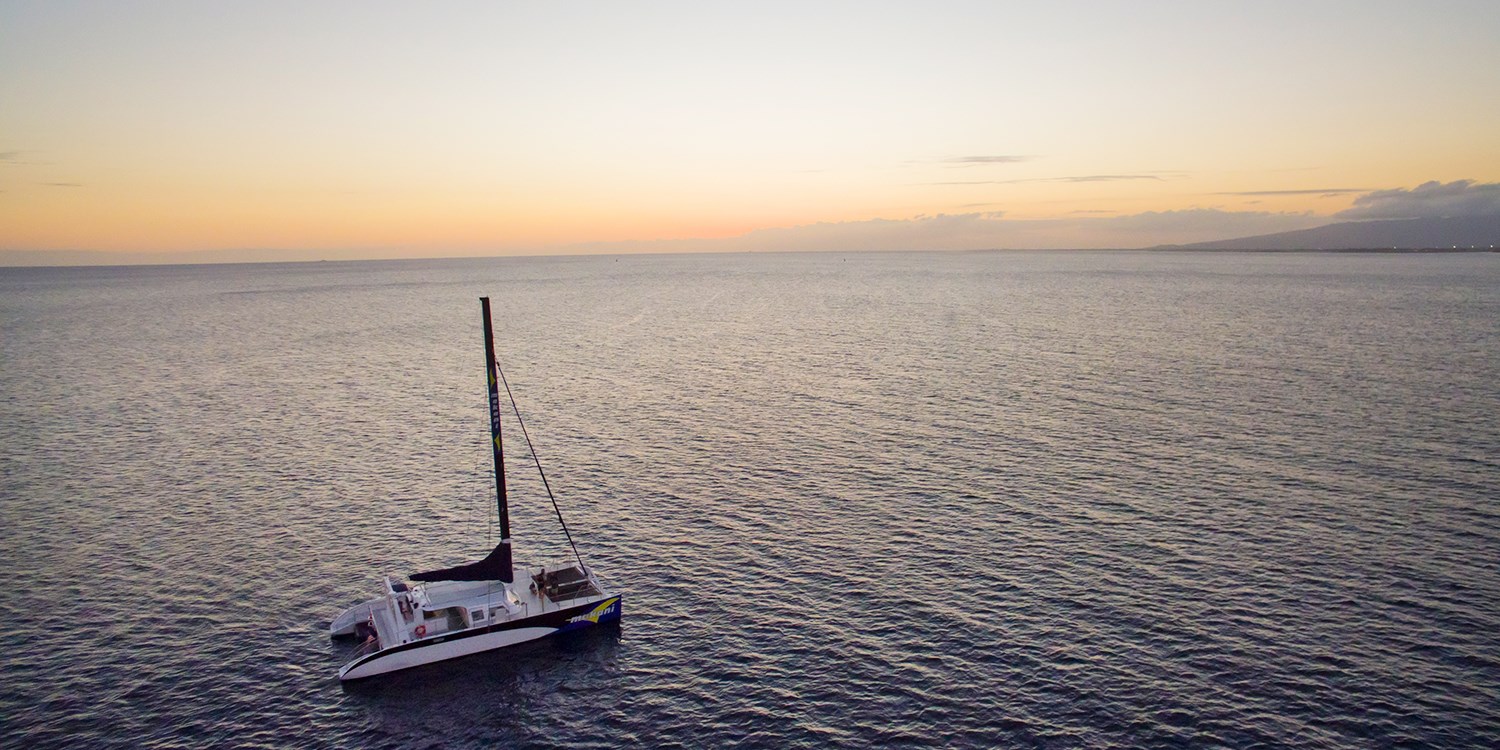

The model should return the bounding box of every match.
[558,597,621,633]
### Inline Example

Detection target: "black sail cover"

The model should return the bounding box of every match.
[410,541,512,582]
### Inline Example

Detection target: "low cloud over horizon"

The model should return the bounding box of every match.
[0,206,1333,265]
[748,209,1323,251]
[6,179,1496,265]
[578,207,1327,255]
[578,179,1496,254]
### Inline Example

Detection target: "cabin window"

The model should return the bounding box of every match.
[471,609,485,621]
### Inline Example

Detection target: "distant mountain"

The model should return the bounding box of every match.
[1161,215,1500,251]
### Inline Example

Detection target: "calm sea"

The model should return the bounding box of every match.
[1,251,1497,748]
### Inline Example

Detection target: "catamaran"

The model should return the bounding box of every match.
[330,297,621,681]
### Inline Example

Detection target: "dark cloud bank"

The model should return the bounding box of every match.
[1337,180,1500,219]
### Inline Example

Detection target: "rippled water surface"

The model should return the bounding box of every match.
[2,251,1498,748]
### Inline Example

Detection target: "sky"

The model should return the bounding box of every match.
[3,0,1500,261]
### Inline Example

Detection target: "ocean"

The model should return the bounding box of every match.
[1,250,1497,748]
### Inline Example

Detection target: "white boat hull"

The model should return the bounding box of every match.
[338,594,620,680]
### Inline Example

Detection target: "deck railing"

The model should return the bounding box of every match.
[348,636,382,660]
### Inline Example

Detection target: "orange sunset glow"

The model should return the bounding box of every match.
[3,1,1499,263]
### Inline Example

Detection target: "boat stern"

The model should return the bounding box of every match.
[557,595,622,633]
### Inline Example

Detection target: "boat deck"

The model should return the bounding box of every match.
[534,565,602,602]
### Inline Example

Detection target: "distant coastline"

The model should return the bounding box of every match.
[1149,246,1498,254]
[3,213,1498,268]
[3,245,1498,269]
[1154,214,1500,252]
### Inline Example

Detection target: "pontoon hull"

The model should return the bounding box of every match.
[329,599,382,638]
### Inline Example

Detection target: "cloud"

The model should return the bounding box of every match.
[2,151,52,167]
[934,173,1166,186]
[1061,174,1163,183]
[569,208,1323,253]
[943,155,1035,166]
[1336,180,1500,219]
[1218,188,1366,196]
[1104,208,1317,235]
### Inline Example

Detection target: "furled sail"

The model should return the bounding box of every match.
[411,541,512,582]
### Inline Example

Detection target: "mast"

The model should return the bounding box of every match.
[481,296,514,583]
[409,297,515,583]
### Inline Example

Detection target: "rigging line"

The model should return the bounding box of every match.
[494,356,586,572]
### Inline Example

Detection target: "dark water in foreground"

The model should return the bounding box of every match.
[1,251,1497,748]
